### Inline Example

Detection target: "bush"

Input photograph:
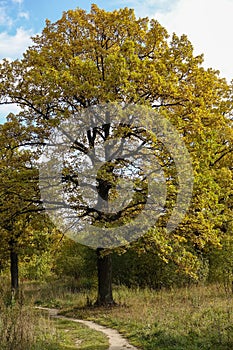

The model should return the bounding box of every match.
[112,249,202,289]
[20,251,54,281]
[208,235,233,294]
[53,239,97,290]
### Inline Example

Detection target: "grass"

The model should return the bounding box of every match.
[36,316,109,350]
[26,281,233,350]
[0,280,109,350]
[0,299,65,350]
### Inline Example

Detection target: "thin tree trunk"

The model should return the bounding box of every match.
[10,241,19,294]
[95,248,116,306]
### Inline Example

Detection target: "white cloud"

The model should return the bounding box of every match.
[113,0,175,17]
[0,0,28,30]
[18,11,29,20]
[12,0,23,4]
[0,5,13,27]
[154,0,233,81]
[0,27,33,60]
[0,27,34,118]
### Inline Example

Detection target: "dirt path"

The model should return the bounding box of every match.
[36,307,139,350]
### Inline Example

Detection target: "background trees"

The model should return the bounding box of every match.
[0,115,55,293]
[0,4,232,302]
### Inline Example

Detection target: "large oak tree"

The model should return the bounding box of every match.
[0,5,232,304]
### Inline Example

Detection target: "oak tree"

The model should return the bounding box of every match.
[0,5,232,304]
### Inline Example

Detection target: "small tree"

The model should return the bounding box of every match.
[0,115,51,294]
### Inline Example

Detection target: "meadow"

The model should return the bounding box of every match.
[18,280,233,350]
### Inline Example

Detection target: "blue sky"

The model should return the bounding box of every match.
[0,0,172,37]
[0,0,233,119]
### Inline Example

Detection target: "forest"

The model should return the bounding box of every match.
[0,4,232,350]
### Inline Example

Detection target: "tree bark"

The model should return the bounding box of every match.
[95,248,115,306]
[10,241,19,293]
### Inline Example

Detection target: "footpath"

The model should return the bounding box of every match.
[36,306,139,350]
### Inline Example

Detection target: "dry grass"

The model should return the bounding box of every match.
[0,281,62,350]
[108,284,233,350]
[20,280,233,349]
[54,283,233,350]
[0,301,35,349]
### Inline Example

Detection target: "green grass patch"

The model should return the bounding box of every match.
[48,318,109,350]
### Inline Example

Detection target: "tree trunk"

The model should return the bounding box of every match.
[95,154,116,306]
[95,248,116,306]
[10,242,19,294]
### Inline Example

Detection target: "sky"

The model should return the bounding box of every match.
[0,0,233,119]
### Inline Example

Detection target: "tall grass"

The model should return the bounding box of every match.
[0,279,109,350]
[0,300,35,350]
[43,282,233,350]
[8,278,233,350]
[0,281,61,350]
